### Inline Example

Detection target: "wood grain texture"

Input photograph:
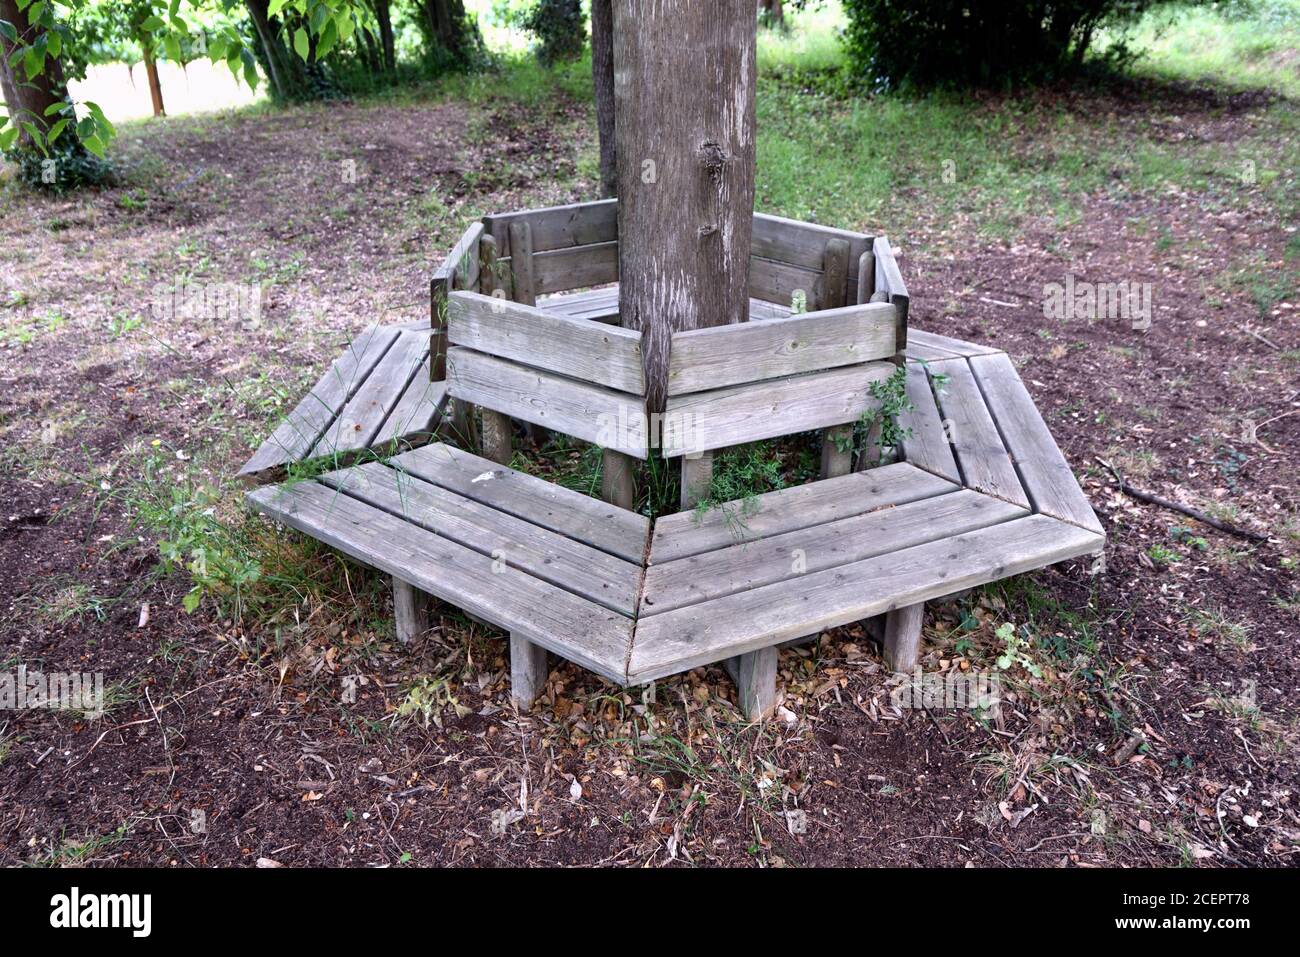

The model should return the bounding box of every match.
[238,325,397,483]
[908,328,1000,358]
[641,489,1026,616]
[927,357,1030,509]
[898,360,961,483]
[314,328,428,457]
[374,363,446,449]
[247,480,633,682]
[661,361,894,456]
[969,352,1104,533]
[649,462,957,563]
[665,302,895,395]
[392,443,650,563]
[883,603,924,672]
[446,347,648,458]
[487,198,618,259]
[393,578,429,644]
[506,220,537,306]
[628,515,1103,683]
[320,461,641,615]
[448,291,645,394]
[443,221,484,292]
[510,633,550,709]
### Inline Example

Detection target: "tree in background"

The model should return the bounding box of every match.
[521,0,583,65]
[841,0,1204,89]
[758,0,783,29]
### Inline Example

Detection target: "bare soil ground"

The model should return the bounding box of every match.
[1,74,1297,868]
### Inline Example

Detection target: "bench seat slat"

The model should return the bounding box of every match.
[314,328,430,457]
[899,360,962,483]
[642,489,1027,616]
[628,514,1102,684]
[248,480,633,683]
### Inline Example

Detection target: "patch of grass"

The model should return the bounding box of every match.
[29,824,131,868]
[20,578,113,627]
[691,442,786,538]
[1184,605,1252,650]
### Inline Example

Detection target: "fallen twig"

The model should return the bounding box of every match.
[1097,459,1267,543]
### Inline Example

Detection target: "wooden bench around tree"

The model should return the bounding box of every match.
[241,200,1103,720]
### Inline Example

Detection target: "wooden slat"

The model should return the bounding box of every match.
[908,328,1001,358]
[666,302,895,395]
[927,358,1030,509]
[649,461,957,562]
[487,199,618,259]
[642,489,1026,615]
[969,352,1104,534]
[661,361,894,456]
[442,222,484,292]
[898,360,961,483]
[448,291,644,394]
[247,481,632,683]
[373,367,447,449]
[507,220,537,306]
[314,329,429,457]
[393,443,650,562]
[446,347,648,458]
[749,257,823,311]
[628,515,1103,683]
[538,286,790,324]
[873,235,909,348]
[321,462,641,615]
[238,325,398,483]
[498,241,620,296]
[752,212,872,302]
[748,297,793,321]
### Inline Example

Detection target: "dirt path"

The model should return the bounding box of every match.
[0,77,1297,868]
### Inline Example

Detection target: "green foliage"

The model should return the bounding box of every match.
[838,0,1205,89]
[692,443,786,539]
[4,128,112,190]
[858,363,913,450]
[520,0,584,65]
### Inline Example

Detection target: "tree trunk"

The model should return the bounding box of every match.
[760,0,784,28]
[612,0,757,413]
[375,0,396,73]
[144,51,166,117]
[245,0,303,101]
[0,0,72,147]
[590,0,617,198]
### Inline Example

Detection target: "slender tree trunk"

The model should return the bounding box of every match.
[0,0,72,146]
[590,0,617,197]
[612,0,756,413]
[144,51,166,117]
[376,0,396,72]
[245,0,302,100]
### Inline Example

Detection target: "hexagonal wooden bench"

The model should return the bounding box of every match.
[242,199,1103,720]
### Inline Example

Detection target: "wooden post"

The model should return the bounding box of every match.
[821,238,850,310]
[883,603,924,672]
[480,408,513,465]
[821,425,854,479]
[679,451,714,510]
[612,0,757,414]
[724,647,779,721]
[602,449,636,509]
[507,221,537,307]
[510,633,549,710]
[393,578,429,643]
[856,251,875,304]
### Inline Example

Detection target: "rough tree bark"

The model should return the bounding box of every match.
[612,0,757,413]
[143,52,166,117]
[373,0,396,73]
[0,0,72,146]
[590,0,617,198]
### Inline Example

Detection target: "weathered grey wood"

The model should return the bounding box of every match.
[448,291,645,394]
[747,297,793,321]
[613,0,756,414]
[679,450,714,510]
[393,578,430,643]
[601,449,636,510]
[444,222,485,292]
[487,199,618,259]
[539,285,791,325]
[446,347,648,458]
[479,407,513,466]
[314,328,429,457]
[821,238,851,310]
[752,212,871,298]
[650,462,956,563]
[430,262,453,382]
[665,302,895,395]
[321,461,641,615]
[238,325,398,484]
[510,633,550,709]
[449,398,478,451]
[394,443,650,563]
[661,361,894,456]
[478,232,510,300]
[820,424,854,479]
[627,514,1103,683]
[749,257,823,311]
[856,251,875,303]
[898,360,961,484]
[873,235,909,349]
[725,646,778,721]
[908,328,1000,358]
[374,364,447,449]
[498,241,621,297]
[927,358,1030,509]
[882,603,924,672]
[507,220,537,306]
[641,489,1026,616]
[247,481,634,682]
[969,352,1104,534]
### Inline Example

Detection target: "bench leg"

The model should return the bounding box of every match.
[724,646,779,721]
[602,449,635,509]
[480,408,513,465]
[450,399,479,451]
[680,450,714,510]
[393,578,429,644]
[510,633,549,711]
[883,603,924,672]
[821,424,854,479]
